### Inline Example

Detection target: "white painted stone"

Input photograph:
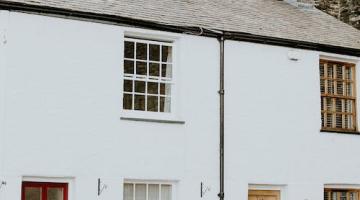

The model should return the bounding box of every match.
[0,11,359,200]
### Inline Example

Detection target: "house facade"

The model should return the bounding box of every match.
[0,1,360,200]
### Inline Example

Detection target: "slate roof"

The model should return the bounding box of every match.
[1,0,360,50]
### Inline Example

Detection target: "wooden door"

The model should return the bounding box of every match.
[248,190,280,200]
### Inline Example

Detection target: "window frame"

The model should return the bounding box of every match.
[120,35,183,123]
[123,180,175,200]
[320,59,358,133]
[21,181,68,200]
[324,188,360,200]
[248,184,286,200]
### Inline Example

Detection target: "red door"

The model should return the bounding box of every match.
[22,182,68,200]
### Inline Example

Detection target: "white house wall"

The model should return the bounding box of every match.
[0,10,360,200]
[0,11,220,200]
[225,40,360,200]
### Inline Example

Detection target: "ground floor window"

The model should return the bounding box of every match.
[324,189,360,200]
[248,190,280,200]
[124,182,172,200]
[22,182,68,200]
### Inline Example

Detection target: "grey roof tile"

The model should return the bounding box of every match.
[2,0,360,50]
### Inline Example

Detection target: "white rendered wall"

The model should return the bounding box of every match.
[1,10,360,200]
[225,40,360,200]
[0,11,220,200]
[0,11,10,200]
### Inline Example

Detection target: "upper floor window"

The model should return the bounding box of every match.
[324,188,359,200]
[320,60,357,132]
[123,38,173,113]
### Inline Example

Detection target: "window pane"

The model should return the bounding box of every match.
[327,64,334,78]
[324,191,330,200]
[346,83,352,96]
[326,98,333,111]
[340,192,346,200]
[345,100,353,113]
[345,115,351,128]
[136,43,147,60]
[25,187,42,200]
[125,41,135,59]
[123,94,133,110]
[336,114,342,128]
[320,79,325,93]
[134,95,145,111]
[337,82,344,95]
[135,184,146,200]
[147,96,158,112]
[148,82,159,94]
[124,60,135,74]
[149,44,160,61]
[124,80,133,92]
[350,192,358,200]
[336,66,343,79]
[320,63,325,78]
[47,188,63,200]
[149,63,160,77]
[161,185,172,200]
[332,192,337,200]
[161,64,172,78]
[346,67,352,80]
[326,113,333,128]
[335,99,342,112]
[162,46,172,62]
[136,62,147,76]
[148,184,159,200]
[327,80,334,94]
[160,97,171,113]
[124,184,134,200]
[160,83,171,96]
[135,81,146,93]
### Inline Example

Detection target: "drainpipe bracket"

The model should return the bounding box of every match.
[218,192,225,198]
[218,89,225,95]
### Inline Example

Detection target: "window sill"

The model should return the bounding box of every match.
[120,110,185,124]
[320,129,360,135]
[121,117,185,124]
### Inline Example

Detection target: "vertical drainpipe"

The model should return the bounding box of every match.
[218,35,225,200]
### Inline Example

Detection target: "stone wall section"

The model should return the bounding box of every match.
[315,0,360,29]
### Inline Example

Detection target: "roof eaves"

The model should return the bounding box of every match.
[0,0,359,57]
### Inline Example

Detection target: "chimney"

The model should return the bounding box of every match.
[284,0,315,9]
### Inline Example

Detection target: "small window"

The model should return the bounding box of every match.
[248,190,280,200]
[124,182,172,200]
[320,60,357,133]
[324,188,360,200]
[123,38,173,113]
[22,182,68,200]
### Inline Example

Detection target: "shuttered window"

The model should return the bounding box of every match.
[320,60,357,132]
[324,189,360,200]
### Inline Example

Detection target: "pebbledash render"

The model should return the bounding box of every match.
[0,0,360,200]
